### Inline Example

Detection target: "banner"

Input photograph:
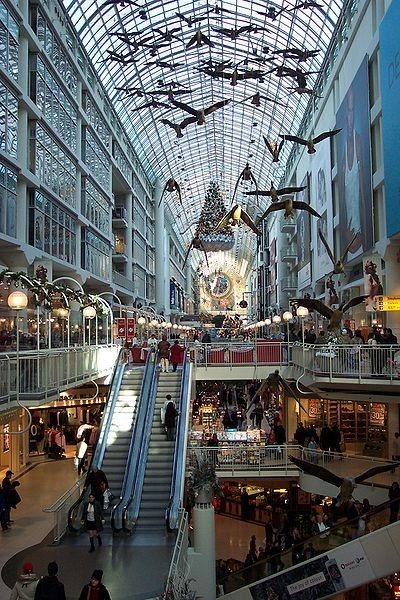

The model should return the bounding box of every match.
[126,318,136,338]
[335,56,373,260]
[116,318,126,338]
[310,139,334,282]
[296,174,311,290]
[380,1,400,237]
[325,275,340,309]
[363,255,384,312]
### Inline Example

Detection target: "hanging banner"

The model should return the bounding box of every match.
[364,256,384,311]
[126,318,135,338]
[116,318,126,338]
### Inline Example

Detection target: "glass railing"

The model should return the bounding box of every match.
[117,351,158,532]
[217,497,395,595]
[68,347,125,532]
[167,351,191,530]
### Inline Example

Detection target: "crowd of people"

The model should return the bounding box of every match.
[8,560,111,600]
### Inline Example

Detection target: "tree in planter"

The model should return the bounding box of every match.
[187,451,223,506]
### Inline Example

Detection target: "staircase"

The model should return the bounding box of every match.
[101,366,144,501]
[136,371,181,532]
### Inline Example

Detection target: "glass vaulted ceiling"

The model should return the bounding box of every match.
[62,0,345,277]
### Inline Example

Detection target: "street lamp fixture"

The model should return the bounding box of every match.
[265,318,272,326]
[137,316,146,325]
[272,315,282,324]
[283,311,293,323]
[83,306,96,319]
[296,306,309,318]
[7,290,32,436]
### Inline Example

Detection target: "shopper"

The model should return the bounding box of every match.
[78,570,111,600]
[164,400,179,441]
[82,493,104,552]
[34,561,66,600]
[75,438,88,476]
[170,339,183,372]
[10,562,38,600]
[389,481,400,523]
[158,334,171,373]
[86,466,109,504]
[2,470,21,525]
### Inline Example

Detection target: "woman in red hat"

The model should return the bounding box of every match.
[9,562,38,600]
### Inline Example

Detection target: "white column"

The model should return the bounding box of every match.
[154,179,167,313]
[126,192,133,282]
[190,499,216,600]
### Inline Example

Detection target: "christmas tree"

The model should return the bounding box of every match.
[196,181,235,252]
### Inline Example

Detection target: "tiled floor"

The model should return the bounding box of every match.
[1,452,396,599]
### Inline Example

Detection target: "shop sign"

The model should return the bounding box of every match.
[370,403,385,426]
[308,399,320,419]
[375,296,400,311]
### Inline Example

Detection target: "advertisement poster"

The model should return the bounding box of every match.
[310,138,334,282]
[335,56,373,260]
[250,542,374,600]
[325,275,340,309]
[380,0,400,237]
[296,174,311,290]
[363,255,384,312]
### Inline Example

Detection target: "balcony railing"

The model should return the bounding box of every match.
[0,344,120,405]
[291,343,400,382]
[188,341,286,368]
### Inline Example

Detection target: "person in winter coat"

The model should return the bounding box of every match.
[164,401,179,441]
[78,570,111,600]
[9,562,38,600]
[170,340,183,372]
[82,493,104,552]
[75,439,88,476]
[34,561,66,600]
[157,334,171,373]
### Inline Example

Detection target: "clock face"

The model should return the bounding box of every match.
[210,273,231,298]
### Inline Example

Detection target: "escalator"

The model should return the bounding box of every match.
[136,371,182,531]
[120,353,192,533]
[68,352,148,532]
[218,498,400,599]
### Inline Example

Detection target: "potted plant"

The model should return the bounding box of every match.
[187,452,223,506]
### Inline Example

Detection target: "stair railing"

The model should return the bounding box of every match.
[166,350,192,530]
[68,347,125,532]
[111,350,157,532]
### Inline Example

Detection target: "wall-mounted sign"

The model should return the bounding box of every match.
[369,403,386,426]
[375,296,400,311]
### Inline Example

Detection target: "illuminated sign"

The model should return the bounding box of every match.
[375,296,400,311]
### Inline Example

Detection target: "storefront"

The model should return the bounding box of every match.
[298,397,388,456]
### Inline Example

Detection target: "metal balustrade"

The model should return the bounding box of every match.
[291,343,400,381]
[187,445,393,478]
[0,344,120,405]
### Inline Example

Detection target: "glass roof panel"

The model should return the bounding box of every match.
[62,0,346,276]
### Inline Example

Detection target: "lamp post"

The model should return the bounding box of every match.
[137,315,146,341]
[83,305,96,346]
[283,310,293,362]
[296,306,309,348]
[8,290,28,419]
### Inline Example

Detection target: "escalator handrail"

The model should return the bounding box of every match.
[217,495,397,591]
[68,347,125,531]
[110,350,155,532]
[166,351,192,530]
[92,350,126,469]
[120,354,158,532]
